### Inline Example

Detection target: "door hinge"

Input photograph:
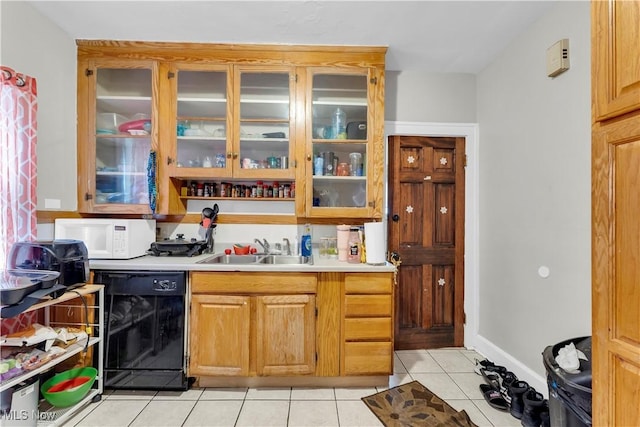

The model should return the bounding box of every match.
[464,155,468,167]
[370,77,377,85]
[168,71,175,79]
[85,193,93,201]
[294,74,298,83]
[85,69,93,77]
[463,312,466,325]
[315,352,318,362]
[315,307,318,317]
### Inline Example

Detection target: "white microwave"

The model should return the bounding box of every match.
[54,218,156,259]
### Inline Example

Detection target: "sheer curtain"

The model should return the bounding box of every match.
[1,65,38,333]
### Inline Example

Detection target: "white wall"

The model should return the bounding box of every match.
[0,1,77,211]
[475,0,591,384]
[386,71,476,122]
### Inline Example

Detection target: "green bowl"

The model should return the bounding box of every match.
[41,367,97,407]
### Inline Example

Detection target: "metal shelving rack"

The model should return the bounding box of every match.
[0,284,104,426]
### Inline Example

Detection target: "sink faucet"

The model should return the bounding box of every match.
[254,238,270,254]
[282,238,291,255]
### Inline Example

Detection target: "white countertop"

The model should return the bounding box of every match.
[90,251,395,273]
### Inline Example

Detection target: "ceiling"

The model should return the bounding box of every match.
[27,0,558,73]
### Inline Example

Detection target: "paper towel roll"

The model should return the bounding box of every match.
[364,222,386,265]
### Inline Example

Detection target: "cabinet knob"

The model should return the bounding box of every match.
[307,155,312,161]
[226,153,232,159]
[233,153,238,159]
[167,157,174,165]
[392,214,399,222]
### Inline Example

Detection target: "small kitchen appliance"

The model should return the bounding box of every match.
[7,240,89,288]
[54,218,156,260]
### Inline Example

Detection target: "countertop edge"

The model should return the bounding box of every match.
[89,253,395,273]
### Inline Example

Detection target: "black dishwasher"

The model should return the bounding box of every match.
[93,270,188,390]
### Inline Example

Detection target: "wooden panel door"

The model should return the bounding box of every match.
[592,115,640,427]
[255,294,316,376]
[592,0,640,121]
[388,135,465,349]
[591,2,640,424]
[189,294,250,376]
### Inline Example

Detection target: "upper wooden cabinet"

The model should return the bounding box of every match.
[300,67,385,219]
[77,58,158,214]
[161,64,297,182]
[592,0,640,122]
[76,41,386,218]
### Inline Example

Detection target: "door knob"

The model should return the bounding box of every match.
[392,214,399,222]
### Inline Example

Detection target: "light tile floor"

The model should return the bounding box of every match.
[63,348,523,427]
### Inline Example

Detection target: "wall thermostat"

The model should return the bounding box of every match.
[546,39,570,78]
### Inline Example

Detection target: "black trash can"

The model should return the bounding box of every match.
[542,336,592,427]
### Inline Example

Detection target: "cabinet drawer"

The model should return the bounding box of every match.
[343,342,392,375]
[344,273,392,294]
[344,318,391,341]
[191,272,317,294]
[344,295,392,317]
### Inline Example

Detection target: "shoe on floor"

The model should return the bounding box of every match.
[474,358,507,376]
[499,371,518,404]
[480,383,509,411]
[474,358,496,375]
[480,368,502,390]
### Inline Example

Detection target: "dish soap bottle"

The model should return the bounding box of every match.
[301,223,312,257]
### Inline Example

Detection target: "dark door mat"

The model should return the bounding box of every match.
[362,380,478,427]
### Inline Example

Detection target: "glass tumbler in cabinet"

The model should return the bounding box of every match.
[309,72,370,215]
[236,69,294,178]
[174,69,228,175]
[92,67,153,211]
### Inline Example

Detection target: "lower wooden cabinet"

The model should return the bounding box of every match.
[256,294,316,376]
[342,273,394,375]
[189,272,317,377]
[189,294,250,376]
[189,271,394,380]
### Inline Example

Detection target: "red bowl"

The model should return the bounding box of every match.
[233,245,250,255]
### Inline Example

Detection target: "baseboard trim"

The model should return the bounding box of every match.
[467,334,548,399]
[196,375,389,388]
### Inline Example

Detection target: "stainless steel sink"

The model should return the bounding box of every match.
[198,254,312,265]
[258,255,313,265]
[198,254,264,264]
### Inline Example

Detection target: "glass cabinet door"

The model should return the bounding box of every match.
[172,66,229,177]
[90,64,154,213]
[234,68,294,179]
[307,70,371,216]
